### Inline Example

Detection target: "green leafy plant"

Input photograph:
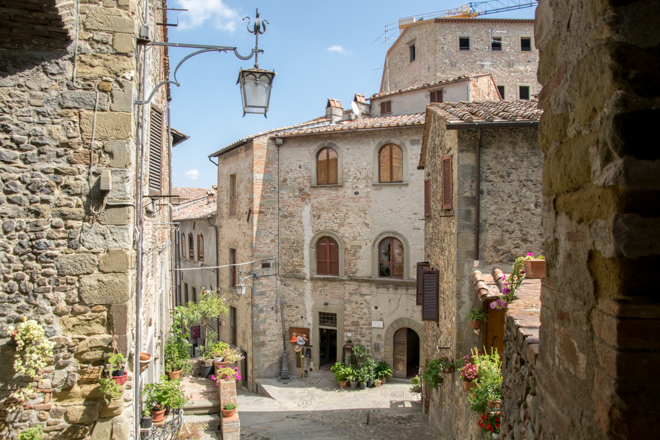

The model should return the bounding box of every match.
[422,358,448,388]
[330,362,348,383]
[356,367,370,385]
[349,345,370,371]
[467,348,502,414]
[144,375,190,410]
[7,318,55,378]
[18,426,44,440]
[222,402,237,411]
[375,361,393,380]
[410,375,421,393]
[108,353,126,374]
[164,318,192,374]
[467,307,488,322]
[345,366,357,382]
[142,408,151,417]
[176,289,228,349]
[99,377,122,404]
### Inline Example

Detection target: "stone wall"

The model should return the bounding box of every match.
[384,19,539,100]
[534,0,660,438]
[0,0,171,438]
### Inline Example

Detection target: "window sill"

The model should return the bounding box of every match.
[311,183,343,188]
[372,182,408,187]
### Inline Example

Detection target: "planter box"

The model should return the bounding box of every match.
[523,260,546,279]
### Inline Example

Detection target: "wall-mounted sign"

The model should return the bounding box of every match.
[372,321,384,328]
[191,325,201,338]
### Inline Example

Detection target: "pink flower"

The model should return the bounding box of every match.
[527,253,534,256]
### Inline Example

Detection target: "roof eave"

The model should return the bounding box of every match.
[446,121,539,129]
[279,123,424,139]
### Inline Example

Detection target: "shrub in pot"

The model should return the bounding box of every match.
[375,361,393,384]
[164,324,191,380]
[99,377,122,404]
[346,367,358,389]
[144,375,190,422]
[221,402,237,418]
[140,409,153,429]
[331,362,349,387]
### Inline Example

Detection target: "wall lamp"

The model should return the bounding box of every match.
[235,270,259,295]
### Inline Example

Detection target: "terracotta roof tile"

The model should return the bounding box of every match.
[370,75,481,99]
[173,187,209,201]
[327,99,342,108]
[172,187,217,221]
[278,113,425,138]
[433,101,542,124]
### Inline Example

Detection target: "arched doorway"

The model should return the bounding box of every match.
[393,328,420,378]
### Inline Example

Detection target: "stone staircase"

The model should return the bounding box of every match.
[181,376,220,415]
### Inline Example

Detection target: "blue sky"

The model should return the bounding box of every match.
[168,0,536,188]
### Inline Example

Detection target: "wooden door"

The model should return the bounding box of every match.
[393,328,408,378]
[483,301,505,355]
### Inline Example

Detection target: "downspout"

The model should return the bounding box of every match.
[207,216,220,288]
[474,128,482,267]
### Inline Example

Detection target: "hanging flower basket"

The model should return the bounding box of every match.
[139,352,152,373]
[112,372,127,386]
[462,380,477,392]
[469,320,482,330]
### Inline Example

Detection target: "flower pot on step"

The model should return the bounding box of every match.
[141,415,153,429]
[201,365,214,378]
[150,407,166,423]
[222,408,237,418]
[375,380,382,387]
[112,369,125,377]
[367,380,374,388]
[349,381,358,389]
[523,260,546,279]
[167,369,183,380]
[339,380,348,388]
[112,372,127,386]
[139,352,152,373]
[358,382,367,390]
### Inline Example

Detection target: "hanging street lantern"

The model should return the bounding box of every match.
[238,67,276,117]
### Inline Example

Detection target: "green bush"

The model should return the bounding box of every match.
[18,426,44,440]
[99,377,122,404]
[330,362,348,383]
[467,349,502,413]
[144,375,190,410]
[222,402,237,411]
[375,361,393,380]
[410,375,421,393]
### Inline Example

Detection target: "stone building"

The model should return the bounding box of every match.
[210,93,433,390]
[419,101,543,438]
[172,187,219,348]
[0,0,176,437]
[382,18,539,101]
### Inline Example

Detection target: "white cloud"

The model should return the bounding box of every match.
[184,169,200,180]
[327,45,346,54]
[176,0,240,31]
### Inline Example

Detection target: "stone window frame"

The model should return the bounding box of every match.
[459,36,471,51]
[311,142,343,187]
[520,36,533,52]
[371,231,411,279]
[309,231,345,278]
[491,36,503,51]
[372,139,409,185]
[519,84,531,100]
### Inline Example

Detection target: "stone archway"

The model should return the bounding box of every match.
[383,318,425,377]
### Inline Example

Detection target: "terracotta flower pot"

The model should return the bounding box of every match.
[139,353,152,373]
[487,400,501,409]
[150,407,166,423]
[523,260,546,279]
[112,372,127,385]
[470,320,482,329]
[442,367,453,374]
[167,369,183,380]
[339,380,348,388]
[462,381,477,391]
[222,408,237,418]
[213,360,234,370]
[375,380,382,387]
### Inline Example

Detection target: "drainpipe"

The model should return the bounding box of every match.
[208,216,220,289]
[474,128,482,267]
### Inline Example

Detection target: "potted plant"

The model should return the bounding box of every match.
[346,367,358,389]
[18,426,44,440]
[438,357,454,374]
[375,361,393,384]
[458,353,478,391]
[467,307,488,335]
[331,362,348,387]
[164,323,191,380]
[364,358,377,388]
[221,402,237,418]
[410,376,421,393]
[144,375,190,423]
[108,353,128,385]
[140,408,153,429]
[422,358,446,389]
[210,367,241,384]
[99,377,122,404]
[357,367,368,390]
[140,352,152,373]
[522,253,545,279]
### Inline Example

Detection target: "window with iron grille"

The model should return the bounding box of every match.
[316,236,339,276]
[316,147,338,185]
[430,90,443,103]
[378,144,403,183]
[379,237,404,278]
[319,312,337,327]
[380,100,392,115]
[188,233,194,259]
[148,106,163,193]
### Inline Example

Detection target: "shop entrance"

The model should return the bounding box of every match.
[319,328,337,370]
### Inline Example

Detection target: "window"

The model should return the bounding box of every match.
[229,174,237,216]
[188,233,194,259]
[519,86,530,100]
[409,43,416,62]
[378,144,403,183]
[421,268,439,322]
[424,179,431,217]
[180,233,185,258]
[379,237,404,278]
[319,312,337,327]
[416,262,430,305]
[316,236,339,276]
[491,36,502,51]
[230,306,237,346]
[430,90,443,103]
[184,283,188,304]
[441,156,453,210]
[197,234,204,262]
[380,100,392,115]
[316,147,338,185]
[459,37,470,51]
[230,248,237,287]
[148,106,163,193]
[497,85,505,99]
[521,37,532,51]
[192,286,197,303]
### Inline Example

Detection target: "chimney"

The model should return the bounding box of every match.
[353,94,369,119]
[326,99,343,124]
[207,191,214,204]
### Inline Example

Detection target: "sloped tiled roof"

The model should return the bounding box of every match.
[173,187,209,201]
[278,113,426,138]
[433,101,542,125]
[370,75,478,99]
[209,116,330,157]
[172,187,217,221]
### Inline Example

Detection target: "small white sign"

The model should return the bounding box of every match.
[372,320,384,329]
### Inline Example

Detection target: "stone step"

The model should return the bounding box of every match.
[185,397,220,415]
[181,414,221,439]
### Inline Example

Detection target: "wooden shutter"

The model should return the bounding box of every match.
[197,234,204,262]
[188,234,194,259]
[380,100,391,115]
[391,145,403,182]
[430,90,443,103]
[441,155,453,210]
[229,174,237,215]
[317,148,328,185]
[379,145,391,183]
[421,268,439,322]
[416,262,430,305]
[327,148,338,184]
[424,179,430,217]
[230,249,237,286]
[316,238,328,275]
[328,237,339,275]
[149,106,163,193]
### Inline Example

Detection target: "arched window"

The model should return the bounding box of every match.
[180,233,185,258]
[316,236,339,276]
[316,147,338,185]
[188,233,194,260]
[197,234,204,262]
[379,237,404,278]
[378,144,403,183]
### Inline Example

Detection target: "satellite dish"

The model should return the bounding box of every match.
[351,101,361,116]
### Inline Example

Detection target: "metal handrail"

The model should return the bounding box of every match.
[141,409,184,439]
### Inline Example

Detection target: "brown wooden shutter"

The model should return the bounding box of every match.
[197,234,204,262]
[441,155,453,210]
[316,238,328,275]
[230,249,237,286]
[327,148,338,184]
[149,106,163,193]
[416,262,430,305]
[317,148,328,185]
[188,234,194,259]
[421,268,439,322]
[430,90,443,103]
[424,179,430,217]
[391,145,403,182]
[380,100,391,114]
